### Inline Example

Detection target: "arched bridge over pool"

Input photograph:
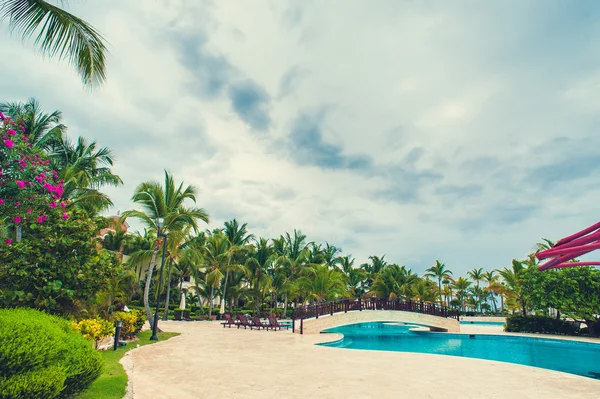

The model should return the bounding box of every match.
[291,299,460,334]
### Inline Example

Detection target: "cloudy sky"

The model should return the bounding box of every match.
[1,0,599,276]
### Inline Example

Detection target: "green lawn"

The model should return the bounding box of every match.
[76,330,179,399]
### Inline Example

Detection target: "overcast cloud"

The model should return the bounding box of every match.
[1,0,599,275]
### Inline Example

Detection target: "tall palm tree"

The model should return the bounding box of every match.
[1,0,107,86]
[498,259,527,314]
[322,242,341,269]
[245,237,274,316]
[202,230,231,317]
[425,260,453,305]
[452,277,472,312]
[121,171,210,326]
[337,255,355,274]
[274,230,309,316]
[220,219,253,312]
[483,270,500,313]
[467,267,485,311]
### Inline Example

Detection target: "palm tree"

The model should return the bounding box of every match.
[297,264,346,303]
[245,237,274,316]
[498,259,527,314]
[425,260,453,305]
[274,230,309,316]
[53,136,123,215]
[121,171,210,326]
[483,270,500,313]
[411,279,437,303]
[1,0,107,86]
[467,267,485,311]
[220,219,253,313]
[0,98,64,150]
[368,264,419,300]
[452,277,472,312]
[202,230,231,317]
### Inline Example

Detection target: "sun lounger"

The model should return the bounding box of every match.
[221,312,237,328]
[250,317,267,330]
[235,313,252,329]
[267,316,290,331]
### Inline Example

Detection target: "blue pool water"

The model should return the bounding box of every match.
[460,321,506,326]
[320,322,600,379]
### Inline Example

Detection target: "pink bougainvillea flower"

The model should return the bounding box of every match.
[6,129,16,136]
[5,239,12,245]
[62,213,69,220]
[16,180,26,189]
[37,215,44,223]
[27,208,33,213]
[0,199,4,204]
[59,201,66,208]
[19,125,25,133]
[49,201,57,209]
[15,201,20,206]
[3,139,14,148]
[13,216,21,223]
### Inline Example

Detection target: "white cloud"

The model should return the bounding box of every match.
[1,0,600,275]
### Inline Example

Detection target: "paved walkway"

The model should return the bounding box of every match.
[126,321,600,399]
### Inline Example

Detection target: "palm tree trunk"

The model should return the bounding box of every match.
[162,266,172,320]
[438,278,442,305]
[208,286,214,317]
[143,248,159,327]
[271,293,278,316]
[283,292,288,319]
[221,270,229,313]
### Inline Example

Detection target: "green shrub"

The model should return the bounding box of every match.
[0,308,102,399]
[505,314,580,336]
[70,318,114,349]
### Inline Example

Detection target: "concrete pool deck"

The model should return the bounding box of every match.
[126,321,600,399]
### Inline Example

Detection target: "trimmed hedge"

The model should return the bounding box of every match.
[505,314,581,336]
[0,308,102,398]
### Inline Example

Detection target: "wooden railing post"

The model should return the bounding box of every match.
[358,298,362,311]
[330,303,334,316]
[315,304,319,319]
[300,318,303,334]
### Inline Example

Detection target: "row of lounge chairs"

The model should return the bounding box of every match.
[221,313,290,331]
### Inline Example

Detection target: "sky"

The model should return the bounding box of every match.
[1,0,600,276]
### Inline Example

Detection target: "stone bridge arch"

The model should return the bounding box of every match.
[295,310,460,334]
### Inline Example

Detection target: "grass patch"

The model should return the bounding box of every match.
[75,330,179,399]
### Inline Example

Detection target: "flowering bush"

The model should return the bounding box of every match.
[70,318,115,349]
[0,112,68,238]
[115,309,146,338]
[0,206,122,314]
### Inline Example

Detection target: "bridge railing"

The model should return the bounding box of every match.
[291,298,459,333]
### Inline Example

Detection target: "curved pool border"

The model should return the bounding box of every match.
[317,322,600,379]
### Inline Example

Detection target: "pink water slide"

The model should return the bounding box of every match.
[536,221,600,270]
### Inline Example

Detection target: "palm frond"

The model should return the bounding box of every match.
[1,0,108,86]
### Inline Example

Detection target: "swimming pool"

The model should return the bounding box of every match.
[460,320,505,326]
[320,322,600,379]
